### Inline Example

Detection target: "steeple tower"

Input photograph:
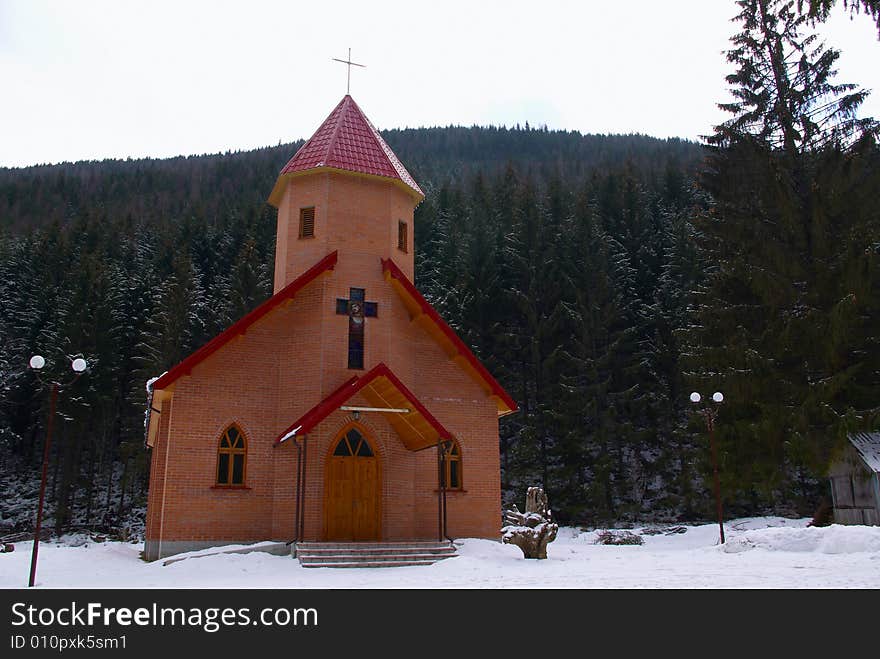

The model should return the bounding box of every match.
[143,88,515,562]
[268,95,423,292]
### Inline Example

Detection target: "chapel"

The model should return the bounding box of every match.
[143,94,517,561]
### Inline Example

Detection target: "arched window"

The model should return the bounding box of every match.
[333,428,374,457]
[216,425,246,486]
[440,439,462,490]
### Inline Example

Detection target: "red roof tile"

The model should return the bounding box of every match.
[276,95,422,199]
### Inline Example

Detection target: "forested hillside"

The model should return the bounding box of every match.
[0,127,713,535]
[2,0,879,539]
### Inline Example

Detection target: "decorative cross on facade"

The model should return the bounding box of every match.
[332,48,366,95]
[336,287,377,369]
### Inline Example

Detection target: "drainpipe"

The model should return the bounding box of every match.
[292,439,302,547]
[299,436,307,542]
[437,439,451,543]
[436,440,442,541]
[286,434,307,552]
[443,451,451,543]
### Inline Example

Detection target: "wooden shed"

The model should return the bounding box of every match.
[828,432,880,525]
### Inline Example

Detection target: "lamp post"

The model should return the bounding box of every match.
[690,391,725,544]
[27,354,87,587]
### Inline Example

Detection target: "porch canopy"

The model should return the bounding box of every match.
[274,362,452,451]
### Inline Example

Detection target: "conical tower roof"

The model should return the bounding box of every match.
[268,95,423,206]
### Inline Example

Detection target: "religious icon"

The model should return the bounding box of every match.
[336,288,376,369]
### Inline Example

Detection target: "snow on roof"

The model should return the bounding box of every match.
[848,432,880,473]
[277,426,302,444]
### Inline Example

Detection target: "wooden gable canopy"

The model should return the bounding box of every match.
[381,257,518,416]
[275,363,452,451]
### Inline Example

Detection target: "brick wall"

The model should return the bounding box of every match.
[144,169,503,559]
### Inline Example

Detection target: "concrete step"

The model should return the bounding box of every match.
[296,546,456,557]
[295,541,454,550]
[294,541,457,568]
[304,560,439,568]
[299,552,456,564]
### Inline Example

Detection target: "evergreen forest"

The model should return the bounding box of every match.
[1,0,879,537]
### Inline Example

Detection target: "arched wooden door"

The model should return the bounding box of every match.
[324,426,381,541]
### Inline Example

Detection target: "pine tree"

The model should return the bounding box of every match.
[710,0,878,156]
[135,250,207,377]
[501,177,568,497]
[800,0,880,35]
[690,0,880,513]
[0,125,709,532]
[227,237,271,322]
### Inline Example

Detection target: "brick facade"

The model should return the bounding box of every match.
[143,102,511,561]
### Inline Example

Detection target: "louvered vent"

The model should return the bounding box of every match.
[398,220,408,252]
[299,207,315,238]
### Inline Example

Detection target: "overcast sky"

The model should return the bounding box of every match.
[1,0,878,168]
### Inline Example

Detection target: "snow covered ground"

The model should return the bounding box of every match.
[2,517,879,589]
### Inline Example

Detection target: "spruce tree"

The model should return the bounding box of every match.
[800,0,880,34]
[711,0,877,156]
[690,0,880,513]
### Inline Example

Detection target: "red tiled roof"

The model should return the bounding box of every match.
[151,251,338,392]
[381,258,518,416]
[274,363,453,451]
[273,95,423,201]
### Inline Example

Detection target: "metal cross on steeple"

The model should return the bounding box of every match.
[332,48,366,95]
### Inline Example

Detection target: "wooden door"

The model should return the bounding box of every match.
[325,427,380,541]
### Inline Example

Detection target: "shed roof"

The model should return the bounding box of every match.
[849,433,880,473]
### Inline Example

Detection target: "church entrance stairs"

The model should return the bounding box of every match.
[293,541,457,568]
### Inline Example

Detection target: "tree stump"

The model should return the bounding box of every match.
[501,486,558,559]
